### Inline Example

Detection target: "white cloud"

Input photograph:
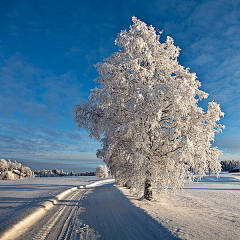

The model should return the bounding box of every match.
[64,46,83,57]
[0,120,101,164]
[0,51,101,166]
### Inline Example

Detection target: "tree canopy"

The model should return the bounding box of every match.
[74,17,224,196]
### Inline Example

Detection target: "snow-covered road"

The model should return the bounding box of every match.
[72,183,176,240]
[0,177,176,239]
[0,176,104,238]
[15,183,177,240]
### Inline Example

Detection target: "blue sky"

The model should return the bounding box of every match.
[1,0,240,172]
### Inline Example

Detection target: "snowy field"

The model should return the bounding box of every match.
[119,172,240,240]
[0,173,240,240]
[0,176,102,235]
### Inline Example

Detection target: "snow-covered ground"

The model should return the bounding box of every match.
[1,173,239,240]
[0,176,102,236]
[118,172,240,240]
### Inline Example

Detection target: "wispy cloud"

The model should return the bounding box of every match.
[215,135,240,158]
[0,50,101,166]
[64,47,83,57]
[0,120,101,163]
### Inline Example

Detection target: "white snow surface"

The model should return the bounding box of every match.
[118,172,240,240]
[1,173,240,240]
[0,176,111,237]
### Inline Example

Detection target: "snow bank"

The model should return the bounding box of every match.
[85,178,115,187]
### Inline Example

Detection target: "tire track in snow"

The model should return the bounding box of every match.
[0,179,114,240]
[17,181,176,240]
[0,187,80,240]
[30,188,89,240]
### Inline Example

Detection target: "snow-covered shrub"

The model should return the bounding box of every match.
[22,166,32,177]
[0,158,33,179]
[95,165,108,178]
[1,171,17,180]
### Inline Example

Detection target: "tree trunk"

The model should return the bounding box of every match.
[144,179,152,201]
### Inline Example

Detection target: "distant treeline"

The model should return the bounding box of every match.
[33,169,95,177]
[220,160,240,171]
[1,158,96,180]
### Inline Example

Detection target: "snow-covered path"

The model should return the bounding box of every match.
[15,183,177,240]
[0,177,177,239]
[75,183,177,239]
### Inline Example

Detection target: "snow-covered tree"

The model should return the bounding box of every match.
[74,17,224,199]
[95,165,108,178]
[7,159,13,170]
[22,166,32,177]
[220,160,240,171]
[0,158,33,179]
[0,159,8,172]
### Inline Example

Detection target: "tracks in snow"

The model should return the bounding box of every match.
[32,189,87,240]
[0,179,114,240]
[2,180,175,240]
[18,188,99,240]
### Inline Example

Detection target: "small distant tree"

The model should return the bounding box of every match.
[40,169,47,177]
[96,165,108,178]
[22,166,32,177]
[74,17,224,199]
[34,170,40,177]
[52,169,61,176]
[0,159,8,172]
